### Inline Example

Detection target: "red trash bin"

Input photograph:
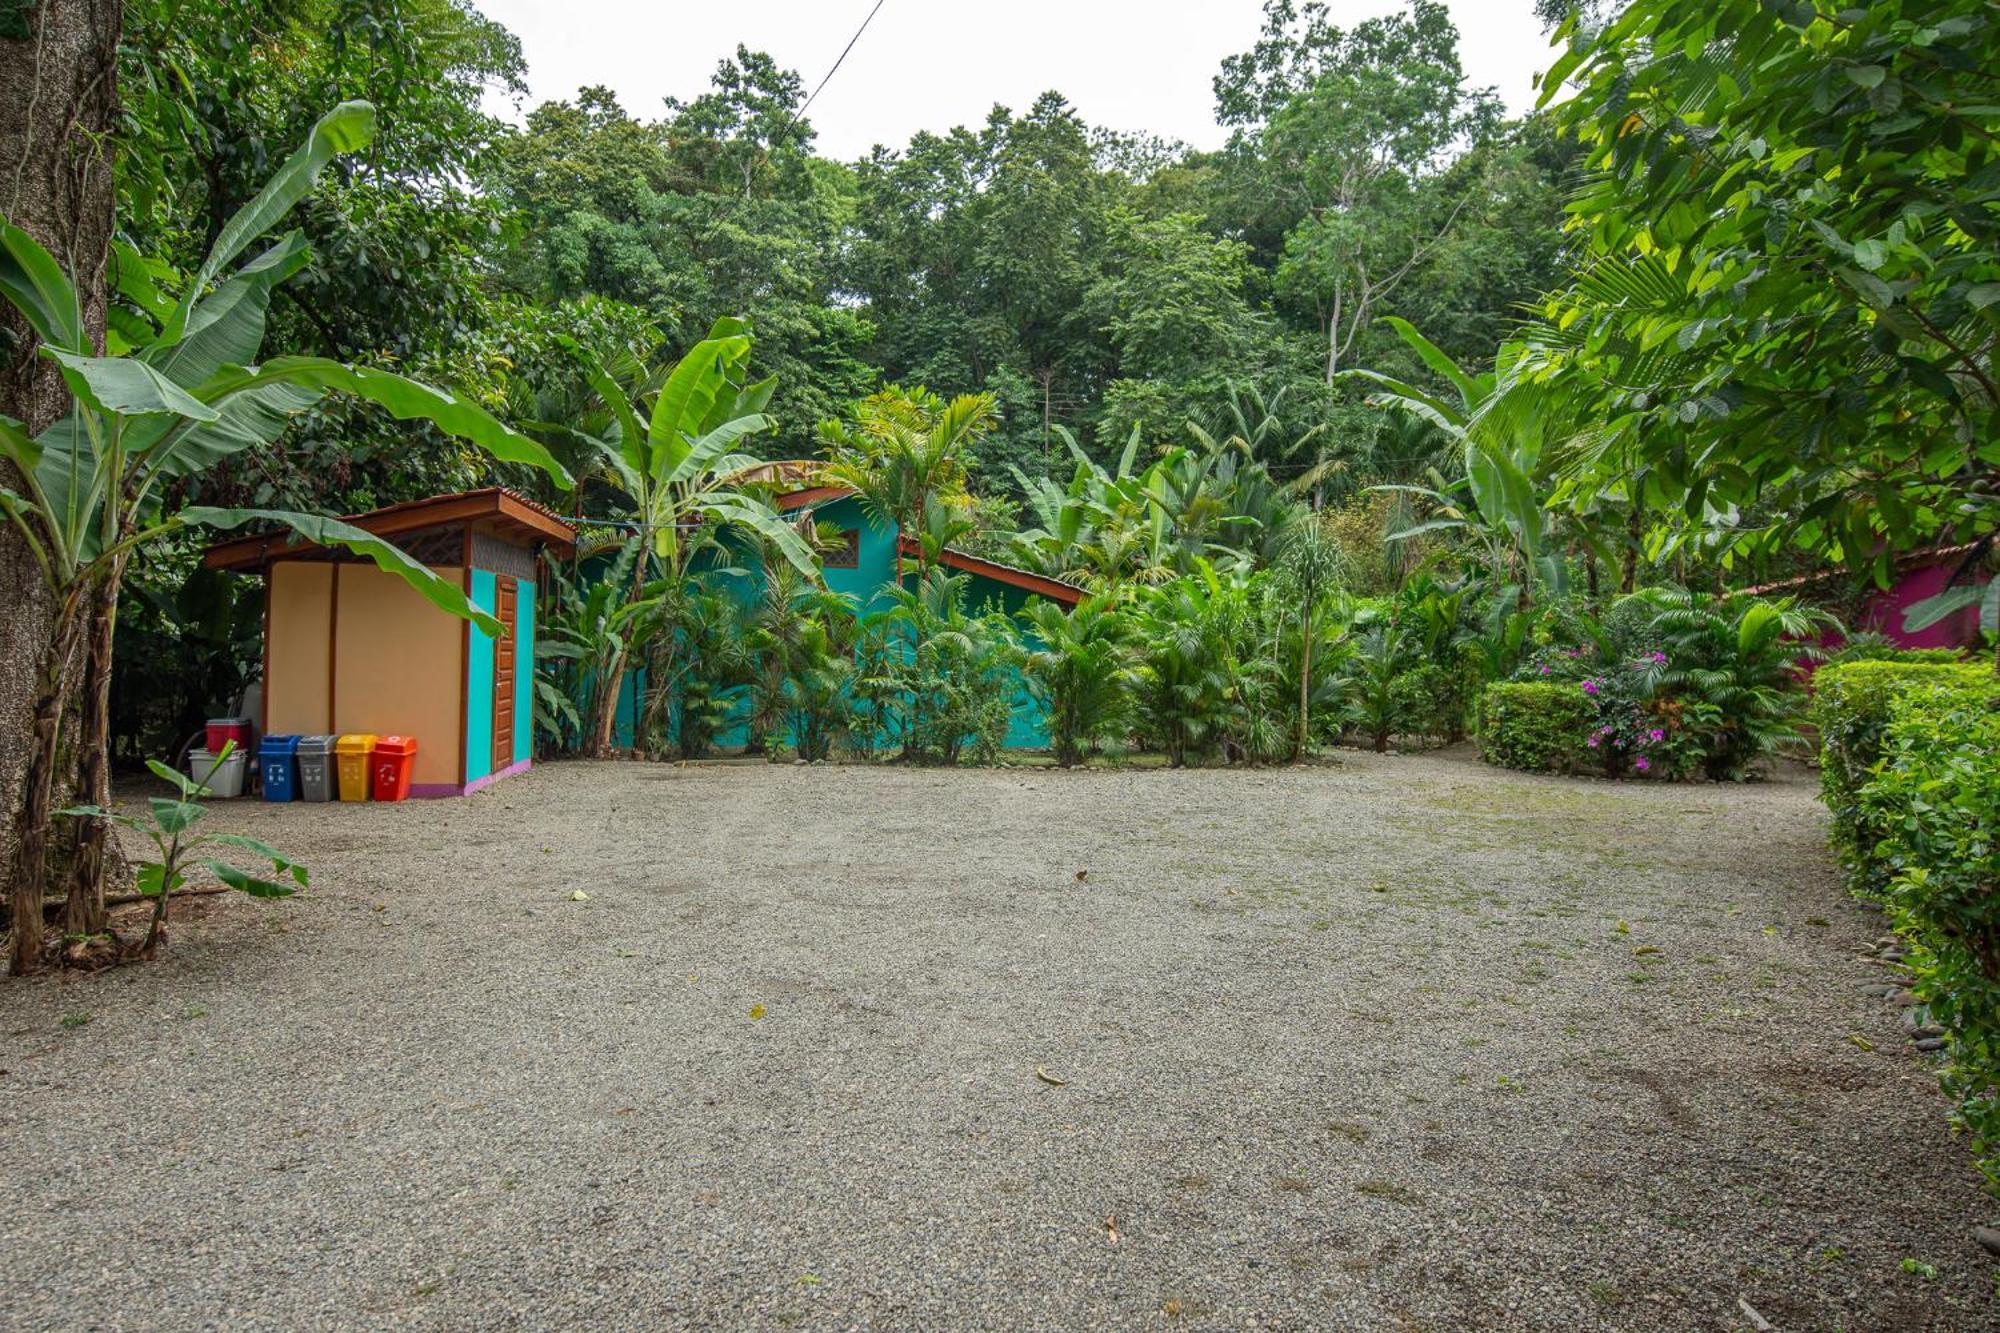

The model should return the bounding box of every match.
[371,735,417,802]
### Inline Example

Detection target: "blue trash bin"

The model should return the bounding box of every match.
[259,734,301,802]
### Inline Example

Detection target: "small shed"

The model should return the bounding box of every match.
[204,488,575,796]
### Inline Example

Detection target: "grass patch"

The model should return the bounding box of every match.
[1354,1179,1419,1205]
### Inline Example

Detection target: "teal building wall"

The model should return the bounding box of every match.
[610,494,1058,753]
[466,570,537,782]
[466,569,495,783]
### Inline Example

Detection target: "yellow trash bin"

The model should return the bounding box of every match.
[334,734,378,802]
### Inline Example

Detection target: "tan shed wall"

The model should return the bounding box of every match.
[266,562,333,735]
[330,565,465,787]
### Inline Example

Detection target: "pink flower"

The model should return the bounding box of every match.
[1587,737,1600,748]
[1539,664,1550,675]
[1582,679,1600,695]
[1634,756,1651,771]
[1648,728,1665,743]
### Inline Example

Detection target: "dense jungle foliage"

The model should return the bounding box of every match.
[13,0,1998,774]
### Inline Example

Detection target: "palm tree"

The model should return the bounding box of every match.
[1018,596,1135,766]
[821,387,995,581]
[1348,317,1565,610]
[1275,516,1349,759]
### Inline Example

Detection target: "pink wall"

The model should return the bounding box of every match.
[1862,561,1986,650]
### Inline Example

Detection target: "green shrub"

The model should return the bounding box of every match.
[1813,660,1992,889]
[1479,683,1596,774]
[1857,674,2000,1188]
[1824,633,1969,668]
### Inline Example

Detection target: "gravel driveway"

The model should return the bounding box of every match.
[1,749,1992,1330]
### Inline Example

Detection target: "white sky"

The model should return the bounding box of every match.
[477,0,1558,161]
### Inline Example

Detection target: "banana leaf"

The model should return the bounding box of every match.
[164,102,376,342]
[181,507,503,637]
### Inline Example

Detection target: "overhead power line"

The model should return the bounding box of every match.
[783,0,887,148]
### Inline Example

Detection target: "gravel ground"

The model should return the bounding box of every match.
[1,748,1994,1331]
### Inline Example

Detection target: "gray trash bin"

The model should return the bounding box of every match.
[296,734,338,802]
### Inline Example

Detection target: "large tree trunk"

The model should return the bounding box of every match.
[9,600,83,972]
[2,0,123,972]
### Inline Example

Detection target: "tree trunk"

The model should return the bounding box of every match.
[1621,493,1642,594]
[9,599,83,973]
[588,651,625,758]
[1,0,121,972]
[1296,605,1311,761]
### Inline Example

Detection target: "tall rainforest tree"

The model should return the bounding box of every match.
[2,0,123,962]
[1215,0,1500,385]
[0,104,570,973]
[481,54,878,457]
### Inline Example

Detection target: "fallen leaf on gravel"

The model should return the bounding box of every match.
[1162,1298,1182,1318]
[1847,1033,1875,1052]
[1103,1213,1119,1245]
[1633,945,1660,956]
[1737,1297,1774,1331]
[749,1004,766,1021]
[1613,920,1630,935]
[1075,869,1089,883]
[1035,1064,1069,1087]
[568,890,590,902]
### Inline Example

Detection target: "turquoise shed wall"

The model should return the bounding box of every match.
[591,494,1064,754]
[466,569,496,784]
[711,495,902,750]
[612,667,643,749]
[901,569,1049,748]
[514,580,535,766]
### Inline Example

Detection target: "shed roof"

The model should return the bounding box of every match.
[766,481,1086,606]
[895,535,1085,606]
[203,487,576,572]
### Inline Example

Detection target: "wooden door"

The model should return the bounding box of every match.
[493,577,517,770]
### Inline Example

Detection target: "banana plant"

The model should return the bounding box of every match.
[1349,317,1565,609]
[56,743,307,962]
[557,323,818,757]
[0,101,571,973]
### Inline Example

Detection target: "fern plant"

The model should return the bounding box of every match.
[1634,588,1839,780]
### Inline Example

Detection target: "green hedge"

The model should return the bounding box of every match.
[1812,660,1991,891]
[1825,642,1970,668]
[1852,672,2000,1188]
[1479,683,1595,774]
